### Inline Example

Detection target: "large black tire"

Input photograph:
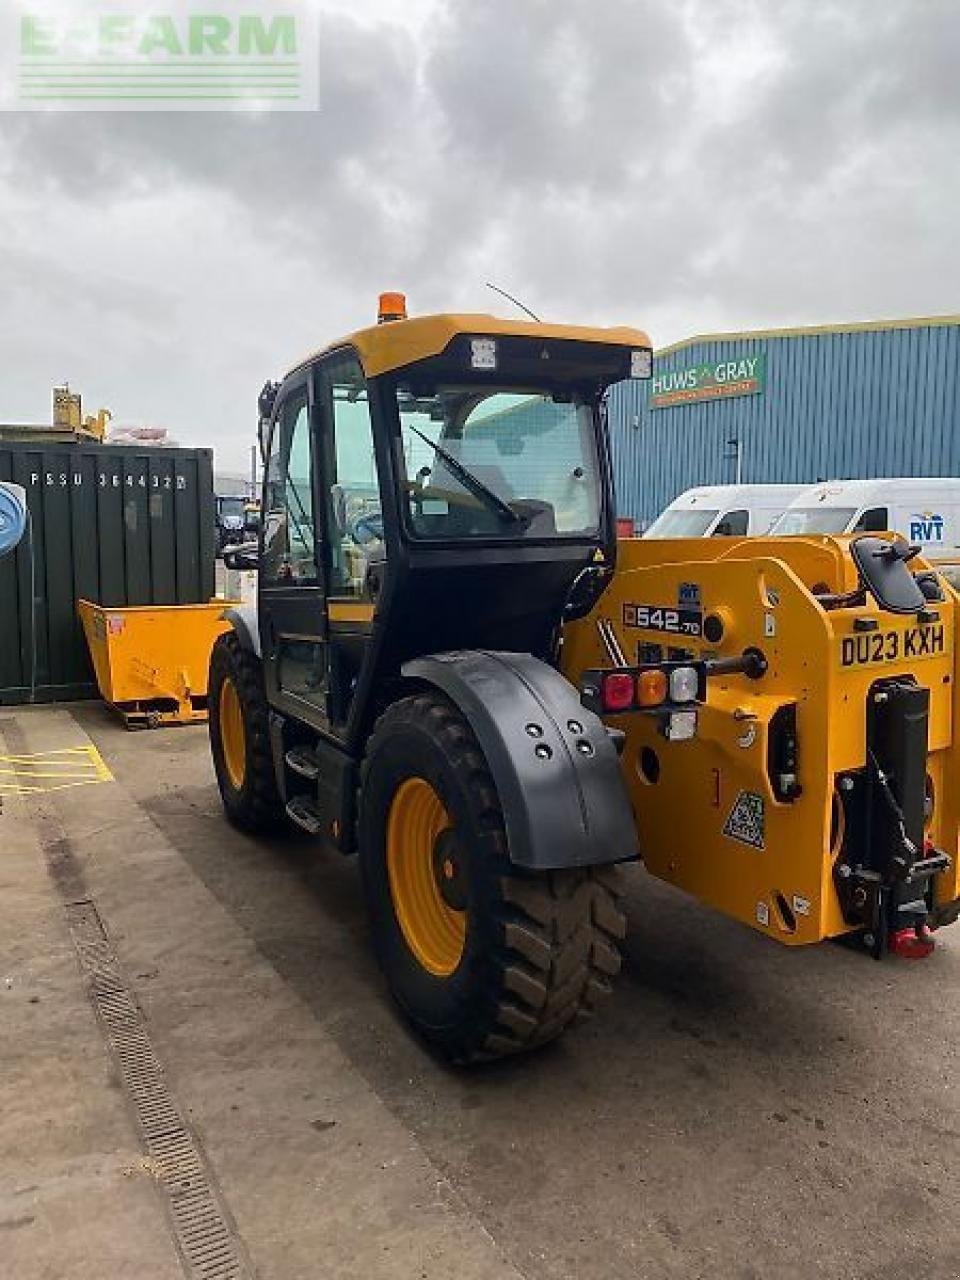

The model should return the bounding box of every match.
[358,692,626,1063]
[208,632,287,834]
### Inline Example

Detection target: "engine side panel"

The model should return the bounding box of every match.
[562,536,960,945]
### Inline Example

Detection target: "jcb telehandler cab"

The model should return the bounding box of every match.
[210,296,960,1064]
[209,296,655,1061]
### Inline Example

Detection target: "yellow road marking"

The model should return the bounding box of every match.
[0,758,96,768]
[0,748,95,763]
[0,769,102,779]
[0,744,113,796]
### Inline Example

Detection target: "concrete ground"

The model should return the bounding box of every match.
[2,702,959,1280]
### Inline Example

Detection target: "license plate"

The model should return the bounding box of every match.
[840,624,945,668]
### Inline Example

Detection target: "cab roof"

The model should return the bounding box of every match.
[286,312,653,380]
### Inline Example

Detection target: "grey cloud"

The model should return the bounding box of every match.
[0,0,958,470]
[425,1,688,192]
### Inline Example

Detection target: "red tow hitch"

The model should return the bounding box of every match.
[888,925,936,959]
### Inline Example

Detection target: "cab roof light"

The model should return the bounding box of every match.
[378,291,407,324]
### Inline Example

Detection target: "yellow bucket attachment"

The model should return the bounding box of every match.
[78,599,234,728]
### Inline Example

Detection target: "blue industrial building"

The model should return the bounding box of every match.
[607,315,960,529]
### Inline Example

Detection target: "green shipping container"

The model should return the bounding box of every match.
[0,443,216,704]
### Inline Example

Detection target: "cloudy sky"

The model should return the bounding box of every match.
[1,0,958,473]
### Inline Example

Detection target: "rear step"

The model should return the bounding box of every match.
[285,794,324,836]
[285,747,319,781]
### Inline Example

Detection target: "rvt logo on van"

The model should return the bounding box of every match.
[909,512,944,542]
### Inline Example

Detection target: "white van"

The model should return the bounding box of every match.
[643,484,808,539]
[769,479,960,556]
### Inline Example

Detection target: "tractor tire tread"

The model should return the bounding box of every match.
[210,632,286,834]
[358,691,624,1059]
[488,873,625,1055]
[361,691,626,1063]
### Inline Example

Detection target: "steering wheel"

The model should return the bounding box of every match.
[348,511,384,546]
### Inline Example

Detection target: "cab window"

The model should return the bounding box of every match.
[320,354,382,598]
[396,385,601,540]
[712,509,749,537]
[645,508,718,538]
[854,506,888,533]
[261,390,318,585]
[770,507,857,536]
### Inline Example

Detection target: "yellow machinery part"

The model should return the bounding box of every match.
[78,599,233,728]
[386,777,466,977]
[287,312,652,380]
[218,677,247,789]
[562,535,960,945]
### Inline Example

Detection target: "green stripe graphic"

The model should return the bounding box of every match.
[20,59,299,65]
[15,54,310,104]
[21,76,300,81]
[20,93,301,100]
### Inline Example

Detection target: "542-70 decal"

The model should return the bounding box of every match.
[840,623,945,667]
[623,602,703,637]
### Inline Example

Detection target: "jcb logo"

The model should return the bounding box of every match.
[909,513,944,542]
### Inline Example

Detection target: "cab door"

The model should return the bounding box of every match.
[313,349,385,734]
[259,374,330,728]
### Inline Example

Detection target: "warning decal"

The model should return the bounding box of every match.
[723,790,765,849]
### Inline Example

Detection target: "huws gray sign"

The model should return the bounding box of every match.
[651,353,765,409]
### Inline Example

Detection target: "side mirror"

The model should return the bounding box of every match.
[223,542,259,571]
[851,535,927,615]
[257,380,280,463]
[0,482,27,557]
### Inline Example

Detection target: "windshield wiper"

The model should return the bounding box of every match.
[408,425,525,524]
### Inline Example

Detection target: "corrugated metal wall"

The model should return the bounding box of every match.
[608,319,960,526]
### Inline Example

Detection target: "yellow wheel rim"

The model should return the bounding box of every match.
[219,676,246,791]
[386,777,466,977]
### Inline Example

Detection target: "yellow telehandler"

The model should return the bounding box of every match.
[208,295,959,1061]
[563,533,960,957]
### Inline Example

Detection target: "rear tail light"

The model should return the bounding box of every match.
[600,671,635,712]
[581,662,706,716]
[636,669,669,707]
[669,666,700,704]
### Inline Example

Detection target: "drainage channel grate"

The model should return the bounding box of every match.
[66,899,251,1280]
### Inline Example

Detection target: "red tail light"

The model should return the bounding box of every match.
[601,672,635,712]
[580,662,706,717]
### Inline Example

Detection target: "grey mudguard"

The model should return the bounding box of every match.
[223,603,260,657]
[403,650,638,870]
